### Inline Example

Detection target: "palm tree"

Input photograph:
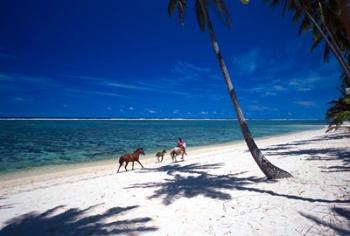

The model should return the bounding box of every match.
[168,0,292,179]
[326,93,350,132]
[264,0,350,84]
[326,72,350,131]
[266,0,350,127]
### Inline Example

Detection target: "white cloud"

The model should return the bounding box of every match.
[294,101,318,107]
[64,74,163,93]
[173,61,211,75]
[146,109,156,114]
[232,49,260,75]
[241,79,287,96]
[272,85,287,91]
[129,106,134,110]
[105,82,158,92]
[247,105,278,111]
[64,88,127,98]
[287,73,337,92]
[12,96,24,102]
[240,59,339,97]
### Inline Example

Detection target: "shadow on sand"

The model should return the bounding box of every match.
[300,206,350,235]
[128,163,350,205]
[0,205,157,236]
[259,132,350,173]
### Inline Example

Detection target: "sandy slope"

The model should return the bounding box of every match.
[0,128,349,235]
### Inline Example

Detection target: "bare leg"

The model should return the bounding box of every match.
[132,161,135,170]
[137,161,144,168]
[125,161,129,171]
[117,163,122,173]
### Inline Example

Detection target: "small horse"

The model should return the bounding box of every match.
[117,148,145,173]
[155,150,166,162]
[170,147,185,163]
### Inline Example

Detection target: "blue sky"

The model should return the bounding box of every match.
[0,0,343,119]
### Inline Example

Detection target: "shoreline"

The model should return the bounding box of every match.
[0,126,349,235]
[0,127,326,189]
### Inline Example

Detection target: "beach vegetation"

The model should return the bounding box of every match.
[326,84,350,132]
[264,0,350,83]
[264,0,350,129]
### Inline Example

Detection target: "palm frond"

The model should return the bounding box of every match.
[323,42,331,63]
[311,29,322,52]
[168,0,187,25]
[195,0,207,31]
[168,0,178,16]
[213,0,231,27]
[298,16,311,34]
[326,92,350,131]
[292,8,303,24]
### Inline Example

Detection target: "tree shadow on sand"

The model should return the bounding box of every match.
[0,205,157,236]
[259,132,350,173]
[300,207,350,235]
[128,172,263,205]
[139,162,226,175]
[128,163,350,205]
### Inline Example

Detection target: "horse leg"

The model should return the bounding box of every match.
[137,160,144,168]
[171,152,175,163]
[132,161,135,170]
[125,161,129,171]
[117,163,122,173]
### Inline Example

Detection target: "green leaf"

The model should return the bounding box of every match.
[195,0,207,32]
[240,0,250,4]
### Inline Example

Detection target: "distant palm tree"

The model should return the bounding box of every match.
[168,0,292,179]
[326,92,350,132]
[264,0,350,84]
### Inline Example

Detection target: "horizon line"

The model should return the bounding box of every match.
[0,117,325,121]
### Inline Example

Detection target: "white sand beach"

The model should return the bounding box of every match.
[0,128,349,235]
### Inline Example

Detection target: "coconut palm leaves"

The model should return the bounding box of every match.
[264,0,350,83]
[168,0,292,179]
[326,94,350,132]
[169,0,231,31]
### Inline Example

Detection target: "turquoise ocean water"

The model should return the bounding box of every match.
[0,119,325,174]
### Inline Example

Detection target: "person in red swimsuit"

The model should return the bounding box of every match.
[176,137,187,155]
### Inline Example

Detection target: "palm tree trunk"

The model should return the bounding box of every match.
[205,12,292,179]
[303,7,350,84]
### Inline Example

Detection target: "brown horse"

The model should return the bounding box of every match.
[155,150,166,162]
[170,147,185,163]
[117,148,145,173]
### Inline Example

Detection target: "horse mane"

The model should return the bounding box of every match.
[134,148,143,153]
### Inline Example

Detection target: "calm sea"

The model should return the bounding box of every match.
[0,119,325,174]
